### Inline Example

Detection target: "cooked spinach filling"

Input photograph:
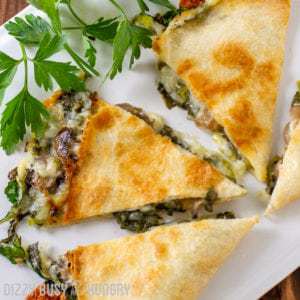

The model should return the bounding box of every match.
[113,192,235,233]
[291,90,300,107]
[153,9,183,27]
[266,156,282,195]
[114,200,186,233]
[157,62,199,117]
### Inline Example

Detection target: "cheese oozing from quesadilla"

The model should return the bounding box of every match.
[153,0,290,182]
[266,84,300,214]
[26,216,258,300]
[2,91,246,229]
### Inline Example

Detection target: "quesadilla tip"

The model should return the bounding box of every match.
[153,0,290,183]
[214,177,246,199]
[265,197,286,215]
[264,204,276,216]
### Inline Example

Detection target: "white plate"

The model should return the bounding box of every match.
[0,1,300,299]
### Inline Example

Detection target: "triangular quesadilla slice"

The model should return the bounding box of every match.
[26,216,258,300]
[1,91,245,229]
[266,84,300,214]
[153,0,290,181]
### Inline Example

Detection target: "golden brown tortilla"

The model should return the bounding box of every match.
[53,99,245,225]
[153,0,290,181]
[65,217,258,300]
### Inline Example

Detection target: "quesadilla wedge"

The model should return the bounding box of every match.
[152,0,290,181]
[26,216,258,300]
[266,84,300,214]
[1,91,245,230]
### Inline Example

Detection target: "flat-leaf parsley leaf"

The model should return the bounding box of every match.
[1,88,49,154]
[5,14,51,45]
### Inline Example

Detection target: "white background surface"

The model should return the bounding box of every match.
[0,1,300,299]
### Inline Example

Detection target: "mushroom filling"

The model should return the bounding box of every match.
[5,92,95,225]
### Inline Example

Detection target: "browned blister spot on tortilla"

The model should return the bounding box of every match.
[154,241,169,260]
[135,126,159,147]
[152,37,162,54]
[213,42,254,72]
[254,61,279,111]
[224,98,264,151]
[93,107,116,130]
[188,43,255,108]
[168,227,182,242]
[120,156,168,201]
[192,219,210,230]
[66,248,84,280]
[150,234,169,260]
[126,114,140,128]
[116,131,170,202]
[99,260,126,281]
[254,61,277,83]
[132,265,168,296]
[177,59,194,75]
[114,142,126,158]
[64,178,112,222]
[185,158,222,187]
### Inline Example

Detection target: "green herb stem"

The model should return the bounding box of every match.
[108,0,128,19]
[63,43,100,76]
[67,1,87,26]
[20,43,28,88]
[62,26,84,31]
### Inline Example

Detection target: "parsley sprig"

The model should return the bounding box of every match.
[108,0,152,78]
[0,0,177,153]
[0,44,50,153]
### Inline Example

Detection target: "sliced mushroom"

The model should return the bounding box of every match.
[54,128,74,160]
[290,104,300,120]
[117,103,153,127]
[25,169,36,192]
[195,107,222,132]
[283,122,291,145]
[8,167,18,181]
